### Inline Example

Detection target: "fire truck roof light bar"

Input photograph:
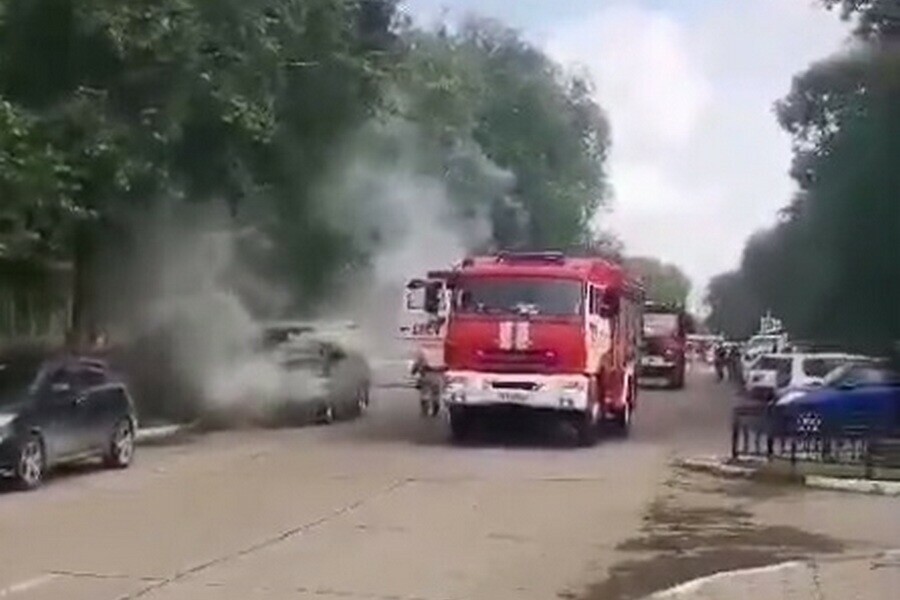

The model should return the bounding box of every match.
[495,251,565,264]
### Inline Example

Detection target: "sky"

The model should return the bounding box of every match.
[400,0,850,305]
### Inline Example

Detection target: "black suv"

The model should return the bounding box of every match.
[0,355,137,490]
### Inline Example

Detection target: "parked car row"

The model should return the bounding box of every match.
[0,320,372,491]
[743,352,870,402]
[734,343,899,442]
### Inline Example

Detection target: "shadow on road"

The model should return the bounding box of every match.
[341,369,740,456]
[336,400,632,451]
[0,459,109,495]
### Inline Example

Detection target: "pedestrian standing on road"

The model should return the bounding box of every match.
[714,344,727,382]
[727,344,741,383]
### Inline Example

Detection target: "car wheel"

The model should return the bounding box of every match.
[104,419,135,469]
[320,403,335,425]
[15,435,45,490]
[356,385,370,416]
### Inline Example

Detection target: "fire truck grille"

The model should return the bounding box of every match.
[491,381,541,391]
[477,350,557,373]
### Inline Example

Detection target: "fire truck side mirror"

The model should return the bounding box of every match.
[424,284,441,315]
[405,283,426,311]
[598,290,620,319]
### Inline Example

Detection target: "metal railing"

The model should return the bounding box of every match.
[732,404,900,478]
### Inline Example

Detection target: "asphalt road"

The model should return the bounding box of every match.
[0,367,897,600]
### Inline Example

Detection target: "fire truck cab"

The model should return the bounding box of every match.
[638,302,689,389]
[428,252,642,445]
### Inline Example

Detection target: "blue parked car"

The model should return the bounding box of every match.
[773,363,899,437]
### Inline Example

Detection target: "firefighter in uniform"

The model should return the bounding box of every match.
[411,351,442,418]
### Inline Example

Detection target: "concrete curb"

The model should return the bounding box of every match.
[677,455,900,496]
[646,561,803,599]
[675,456,761,479]
[804,475,900,497]
[135,423,195,445]
[643,550,900,599]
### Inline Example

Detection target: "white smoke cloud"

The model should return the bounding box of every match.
[317,118,512,358]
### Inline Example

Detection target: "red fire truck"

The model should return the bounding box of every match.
[638,302,688,389]
[408,252,643,445]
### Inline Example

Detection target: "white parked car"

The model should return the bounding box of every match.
[744,353,865,402]
[740,334,789,377]
[776,356,881,405]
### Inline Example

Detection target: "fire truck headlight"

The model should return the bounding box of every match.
[561,380,587,392]
[446,375,470,391]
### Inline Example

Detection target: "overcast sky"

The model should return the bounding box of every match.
[400,0,850,303]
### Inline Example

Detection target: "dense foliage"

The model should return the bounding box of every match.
[705,1,899,354]
[624,256,691,306]
[0,1,612,332]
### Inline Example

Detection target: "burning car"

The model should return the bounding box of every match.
[204,321,371,427]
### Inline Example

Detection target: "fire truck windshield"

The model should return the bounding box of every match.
[455,278,582,317]
[643,313,679,337]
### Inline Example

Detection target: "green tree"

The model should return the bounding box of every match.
[460,19,610,250]
[0,0,401,324]
[625,256,691,306]
[705,0,900,353]
[393,19,611,252]
[1,3,612,332]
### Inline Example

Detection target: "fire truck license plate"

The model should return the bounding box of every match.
[498,391,529,403]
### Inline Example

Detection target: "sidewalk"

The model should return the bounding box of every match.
[135,422,195,445]
[677,455,900,495]
[649,552,899,599]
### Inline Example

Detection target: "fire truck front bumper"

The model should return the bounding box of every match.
[442,371,590,412]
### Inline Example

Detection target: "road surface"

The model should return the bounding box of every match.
[0,368,897,600]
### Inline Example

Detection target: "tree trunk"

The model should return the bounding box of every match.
[70,221,94,346]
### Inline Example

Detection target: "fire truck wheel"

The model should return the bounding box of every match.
[610,402,632,437]
[574,411,598,447]
[669,367,686,390]
[449,408,472,442]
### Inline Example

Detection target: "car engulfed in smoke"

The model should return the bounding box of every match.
[200,320,371,429]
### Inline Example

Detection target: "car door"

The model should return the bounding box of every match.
[34,366,87,460]
[71,366,115,451]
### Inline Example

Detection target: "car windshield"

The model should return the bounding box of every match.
[0,358,41,407]
[802,357,851,378]
[262,326,316,350]
[644,313,679,337]
[757,356,791,374]
[455,278,583,317]
[826,365,899,387]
